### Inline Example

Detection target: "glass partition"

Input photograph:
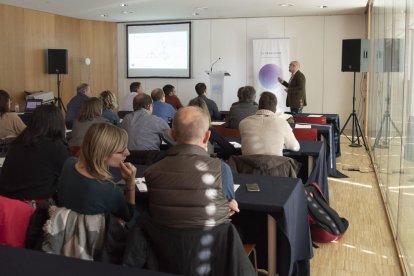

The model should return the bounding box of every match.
[368,0,413,274]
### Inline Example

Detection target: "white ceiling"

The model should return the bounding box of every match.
[0,0,368,22]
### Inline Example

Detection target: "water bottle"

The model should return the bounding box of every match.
[14,103,19,113]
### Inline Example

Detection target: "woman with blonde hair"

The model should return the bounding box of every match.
[69,97,108,149]
[0,90,26,138]
[99,90,120,126]
[58,123,136,220]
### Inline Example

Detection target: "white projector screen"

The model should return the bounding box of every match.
[127,22,191,78]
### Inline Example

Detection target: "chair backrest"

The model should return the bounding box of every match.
[143,218,256,276]
[70,146,81,157]
[0,137,15,157]
[295,116,327,124]
[118,111,132,119]
[0,196,35,248]
[212,124,241,138]
[293,128,318,141]
[228,154,301,178]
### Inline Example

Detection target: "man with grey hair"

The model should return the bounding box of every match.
[278,60,307,114]
[144,106,239,229]
[65,83,92,129]
[151,88,176,124]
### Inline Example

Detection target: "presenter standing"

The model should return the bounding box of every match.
[278,61,306,114]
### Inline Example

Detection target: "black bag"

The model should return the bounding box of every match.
[305,182,349,243]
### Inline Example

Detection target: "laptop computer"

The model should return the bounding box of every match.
[25,99,43,113]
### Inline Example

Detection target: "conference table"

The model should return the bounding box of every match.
[291,122,345,178]
[0,245,174,276]
[292,113,342,157]
[232,174,313,276]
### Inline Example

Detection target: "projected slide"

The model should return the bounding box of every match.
[127,22,191,78]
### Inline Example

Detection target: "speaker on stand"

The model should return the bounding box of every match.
[47,49,68,112]
[340,39,369,150]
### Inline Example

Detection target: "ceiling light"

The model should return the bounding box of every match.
[279,3,293,7]
[192,12,199,16]
[318,5,328,8]
[100,14,109,17]
[120,3,128,7]
[122,11,135,14]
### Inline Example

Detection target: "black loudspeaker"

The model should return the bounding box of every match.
[47,49,68,74]
[341,39,369,72]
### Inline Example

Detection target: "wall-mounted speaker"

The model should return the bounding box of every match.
[47,49,68,74]
[341,39,369,72]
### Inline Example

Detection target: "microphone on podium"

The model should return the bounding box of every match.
[210,57,221,72]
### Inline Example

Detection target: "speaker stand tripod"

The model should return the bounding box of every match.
[55,73,66,112]
[372,74,402,150]
[340,72,368,150]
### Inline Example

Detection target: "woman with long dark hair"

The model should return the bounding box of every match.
[0,104,70,200]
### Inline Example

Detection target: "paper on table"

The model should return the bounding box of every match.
[234,184,240,192]
[211,121,225,125]
[307,115,323,117]
[295,124,312,129]
[136,177,148,192]
[229,141,242,148]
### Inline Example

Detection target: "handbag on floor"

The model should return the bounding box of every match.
[305,182,349,243]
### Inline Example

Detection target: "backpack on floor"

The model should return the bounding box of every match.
[305,182,349,243]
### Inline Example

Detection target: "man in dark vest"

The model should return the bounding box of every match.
[144,106,239,228]
[278,60,307,114]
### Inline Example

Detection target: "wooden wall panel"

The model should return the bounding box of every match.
[0,4,117,110]
[0,5,25,106]
[80,21,117,98]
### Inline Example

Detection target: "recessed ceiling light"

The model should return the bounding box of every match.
[318,5,328,8]
[122,10,135,14]
[120,3,128,7]
[195,6,208,11]
[192,12,199,16]
[100,14,109,17]
[279,3,293,7]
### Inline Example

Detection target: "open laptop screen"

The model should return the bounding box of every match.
[25,99,43,113]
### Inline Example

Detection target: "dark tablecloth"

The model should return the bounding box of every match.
[232,174,313,276]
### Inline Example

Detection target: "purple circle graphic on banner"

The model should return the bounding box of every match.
[259,64,282,89]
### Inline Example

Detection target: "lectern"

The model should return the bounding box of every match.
[205,70,231,110]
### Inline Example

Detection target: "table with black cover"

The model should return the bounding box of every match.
[0,245,174,276]
[232,174,313,276]
[292,113,341,157]
[284,140,329,200]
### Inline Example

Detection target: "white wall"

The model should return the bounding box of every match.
[117,14,366,127]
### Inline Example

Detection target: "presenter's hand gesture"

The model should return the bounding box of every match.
[277,77,283,83]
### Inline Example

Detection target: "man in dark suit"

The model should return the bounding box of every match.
[278,61,307,114]
[195,82,221,120]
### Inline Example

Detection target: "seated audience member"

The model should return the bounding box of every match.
[151,88,176,124]
[163,84,183,110]
[226,86,258,129]
[65,83,92,129]
[239,91,300,156]
[121,94,173,164]
[58,123,136,221]
[0,105,70,200]
[230,87,244,106]
[69,97,109,148]
[195,82,221,120]
[99,90,121,126]
[188,97,240,160]
[0,90,26,138]
[144,106,239,228]
[121,82,144,111]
